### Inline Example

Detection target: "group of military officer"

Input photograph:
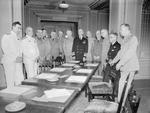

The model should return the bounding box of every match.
[1,21,139,104]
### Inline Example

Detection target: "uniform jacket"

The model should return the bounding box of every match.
[113,35,139,72]
[49,38,62,59]
[72,37,88,60]
[87,37,94,61]
[22,35,39,61]
[107,41,121,60]
[37,39,46,58]
[91,39,103,61]
[1,31,22,63]
[101,38,110,65]
[63,37,73,57]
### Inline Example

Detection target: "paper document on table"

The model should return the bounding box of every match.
[35,73,58,79]
[62,63,76,67]
[65,75,87,83]
[68,60,80,64]
[44,88,73,98]
[76,69,93,74]
[0,86,34,95]
[85,63,99,67]
[50,68,67,72]
[32,88,74,103]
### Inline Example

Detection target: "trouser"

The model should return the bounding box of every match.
[65,55,72,62]
[75,52,84,61]
[3,61,24,88]
[118,71,136,106]
[24,59,38,78]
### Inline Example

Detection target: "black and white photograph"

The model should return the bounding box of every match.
[0,0,149,113]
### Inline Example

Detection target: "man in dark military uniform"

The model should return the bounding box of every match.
[72,29,88,62]
[107,32,121,62]
[103,32,121,98]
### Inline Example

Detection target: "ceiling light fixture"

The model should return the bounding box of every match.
[59,0,69,9]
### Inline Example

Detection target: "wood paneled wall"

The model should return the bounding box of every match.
[24,6,109,37]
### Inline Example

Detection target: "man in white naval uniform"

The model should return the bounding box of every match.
[22,27,39,78]
[1,21,24,87]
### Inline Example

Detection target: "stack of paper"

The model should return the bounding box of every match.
[50,68,67,72]
[65,75,87,83]
[32,88,74,103]
[44,88,72,98]
[35,73,58,80]
[62,63,76,67]
[0,85,34,95]
[68,60,80,64]
[76,69,93,74]
[85,63,99,67]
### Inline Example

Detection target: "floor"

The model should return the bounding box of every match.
[136,88,150,113]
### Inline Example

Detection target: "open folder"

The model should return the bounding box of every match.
[65,75,87,83]
[32,88,74,103]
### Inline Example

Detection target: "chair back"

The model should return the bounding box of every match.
[117,74,129,113]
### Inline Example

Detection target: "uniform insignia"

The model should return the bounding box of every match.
[83,41,86,44]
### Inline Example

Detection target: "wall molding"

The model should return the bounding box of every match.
[135,75,150,80]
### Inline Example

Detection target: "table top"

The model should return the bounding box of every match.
[20,87,78,113]
[0,86,78,113]
[0,62,100,113]
[0,99,63,113]
[22,63,100,91]
[0,87,64,113]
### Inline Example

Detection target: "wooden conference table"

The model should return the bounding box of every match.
[22,62,99,91]
[0,61,100,113]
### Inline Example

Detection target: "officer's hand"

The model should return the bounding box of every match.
[15,57,23,63]
[116,63,122,70]
[83,57,86,62]
[109,60,114,66]
[108,59,112,64]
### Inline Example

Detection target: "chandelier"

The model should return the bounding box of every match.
[59,0,69,9]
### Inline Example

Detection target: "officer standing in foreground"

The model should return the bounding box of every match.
[22,27,39,78]
[72,29,88,62]
[1,21,24,87]
[107,32,121,62]
[103,32,121,93]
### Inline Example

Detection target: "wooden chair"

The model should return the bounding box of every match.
[87,65,119,102]
[84,75,130,113]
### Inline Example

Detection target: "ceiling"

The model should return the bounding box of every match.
[24,0,109,11]
[27,0,98,5]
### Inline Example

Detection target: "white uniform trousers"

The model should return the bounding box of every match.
[118,71,136,106]
[24,59,38,78]
[3,61,24,88]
